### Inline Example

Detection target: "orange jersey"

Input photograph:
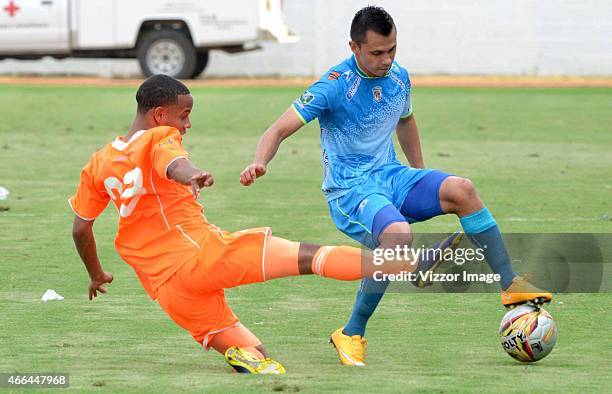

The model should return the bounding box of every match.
[69,126,213,298]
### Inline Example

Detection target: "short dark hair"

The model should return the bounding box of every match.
[350,6,395,45]
[136,74,191,114]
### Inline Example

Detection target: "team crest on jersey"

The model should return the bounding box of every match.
[328,70,341,80]
[373,86,383,102]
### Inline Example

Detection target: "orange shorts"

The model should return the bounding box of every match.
[155,227,270,347]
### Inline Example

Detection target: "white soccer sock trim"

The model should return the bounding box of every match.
[314,246,335,276]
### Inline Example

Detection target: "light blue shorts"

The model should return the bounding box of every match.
[328,164,440,249]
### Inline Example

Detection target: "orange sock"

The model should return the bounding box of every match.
[311,245,363,281]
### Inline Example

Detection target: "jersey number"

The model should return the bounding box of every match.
[104,167,147,217]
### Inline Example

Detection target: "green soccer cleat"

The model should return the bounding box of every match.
[224,347,286,374]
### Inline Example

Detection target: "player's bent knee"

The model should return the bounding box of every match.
[441,177,478,205]
[457,177,477,198]
[379,221,413,248]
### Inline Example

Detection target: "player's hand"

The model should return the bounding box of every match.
[240,163,267,186]
[190,171,214,199]
[89,271,114,301]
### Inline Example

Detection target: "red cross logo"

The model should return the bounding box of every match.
[3,1,20,17]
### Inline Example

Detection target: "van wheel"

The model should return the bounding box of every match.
[137,29,197,79]
[191,50,210,79]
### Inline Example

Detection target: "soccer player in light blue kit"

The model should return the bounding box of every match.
[241,6,551,366]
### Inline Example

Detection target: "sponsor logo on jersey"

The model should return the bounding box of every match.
[346,76,362,100]
[322,147,330,183]
[343,70,354,81]
[328,70,341,81]
[358,198,369,213]
[373,86,383,102]
[322,147,329,163]
[158,139,174,147]
[389,72,406,92]
[298,91,315,106]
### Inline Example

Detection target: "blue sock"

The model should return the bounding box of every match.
[460,207,517,290]
[343,278,390,337]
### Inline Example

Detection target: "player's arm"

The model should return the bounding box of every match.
[72,216,114,301]
[240,107,305,186]
[166,158,214,199]
[396,114,425,169]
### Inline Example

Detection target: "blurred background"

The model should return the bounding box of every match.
[0,0,611,78]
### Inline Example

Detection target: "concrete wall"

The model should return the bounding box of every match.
[1,0,610,77]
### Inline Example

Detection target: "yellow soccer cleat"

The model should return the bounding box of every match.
[224,347,286,374]
[501,276,552,308]
[329,328,367,366]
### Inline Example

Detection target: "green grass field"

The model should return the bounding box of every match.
[1,84,611,393]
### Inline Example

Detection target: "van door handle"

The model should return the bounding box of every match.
[41,0,53,5]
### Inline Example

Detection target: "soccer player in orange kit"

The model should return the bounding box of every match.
[70,75,435,374]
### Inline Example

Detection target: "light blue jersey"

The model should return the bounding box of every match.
[292,55,414,201]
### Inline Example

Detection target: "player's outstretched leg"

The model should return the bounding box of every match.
[439,176,552,307]
[208,325,286,374]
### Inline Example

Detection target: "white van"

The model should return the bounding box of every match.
[0,0,298,78]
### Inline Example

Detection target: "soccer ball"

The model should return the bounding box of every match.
[499,304,557,362]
